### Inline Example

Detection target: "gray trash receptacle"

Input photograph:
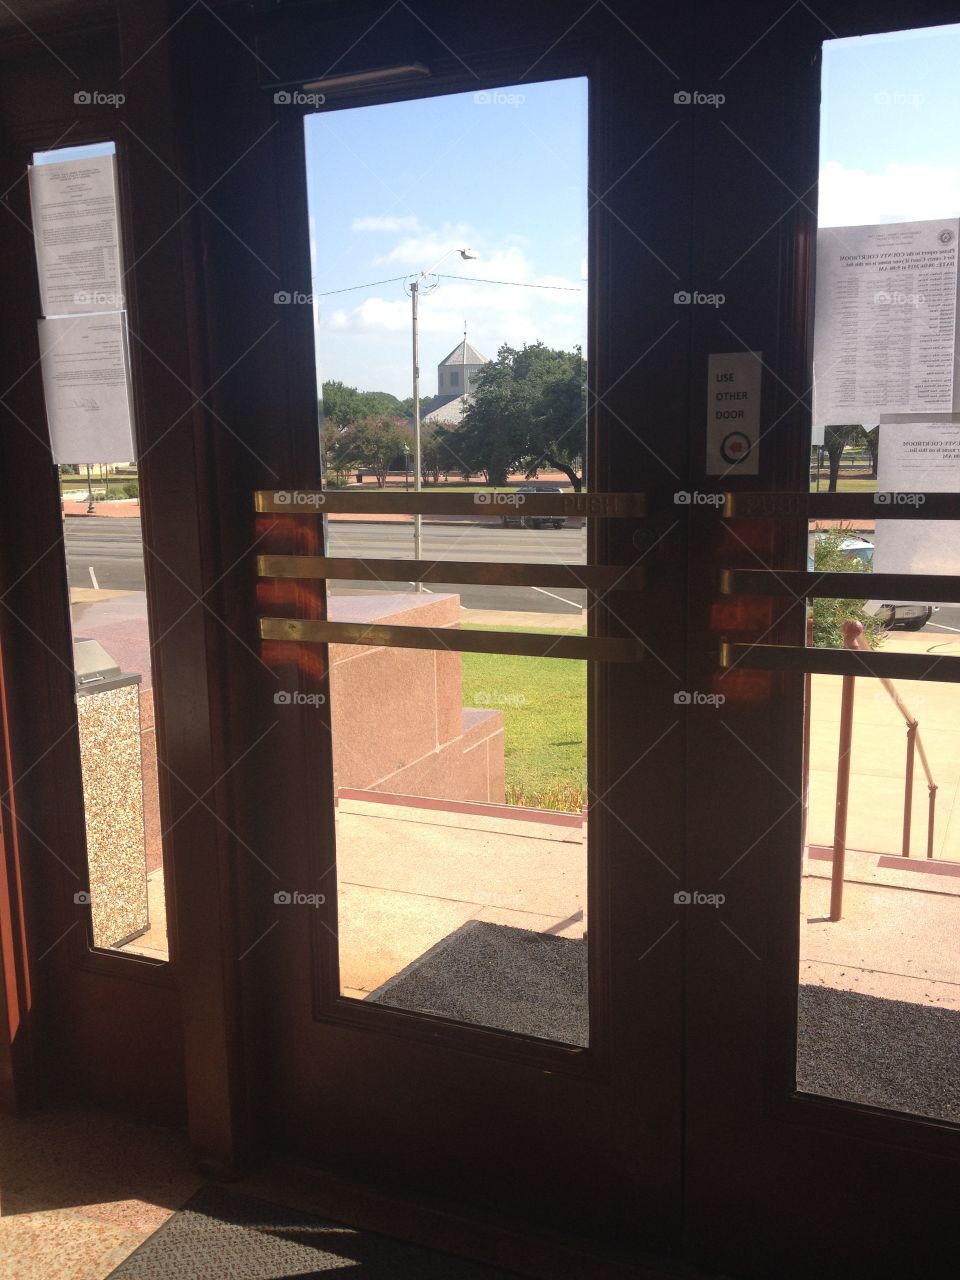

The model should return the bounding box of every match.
[74,637,150,949]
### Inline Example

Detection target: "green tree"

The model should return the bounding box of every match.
[321,419,355,484]
[449,347,525,485]
[321,382,415,430]
[822,424,858,492]
[358,389,407,419]
[337,416,408,487]
[320,381,366,430]
[447,343,586,487]
[811,527,885,650]
[419,423,461,484]
[852,424,879,479]
[517,344,586,491]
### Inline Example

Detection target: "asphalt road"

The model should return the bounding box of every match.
[63,517,590,614]
[325,520,587,613]
[65,517,148,591]
[62,517,960,626]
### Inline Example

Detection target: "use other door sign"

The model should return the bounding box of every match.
[706,351,761,476]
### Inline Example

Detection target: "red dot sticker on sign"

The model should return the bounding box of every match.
[706,352,761,476]
[720,431,752,464]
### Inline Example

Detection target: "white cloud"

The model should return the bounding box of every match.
[351,214,421,233]
[327,297,411,332]
[318,218,586,393]
[371,224,476,267]
[819,160,960,227]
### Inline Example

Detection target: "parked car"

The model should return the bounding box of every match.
[808,532,938,631]
[502,483,567,529]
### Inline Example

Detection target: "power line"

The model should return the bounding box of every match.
[317,272,583,297]
[439,273,581,291]
[317,275,408,296]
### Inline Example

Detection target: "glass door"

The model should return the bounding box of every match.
[682,10,960,1277]
[241,41,692,1248]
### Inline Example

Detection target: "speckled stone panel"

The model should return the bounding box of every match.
[76,684,149,948]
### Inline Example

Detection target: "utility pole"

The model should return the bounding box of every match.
[411,279,422,584]
[406,246,476,591]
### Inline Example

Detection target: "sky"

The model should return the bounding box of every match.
[304,78,588,400]
[819,22,960,226]
[31,23,960,399]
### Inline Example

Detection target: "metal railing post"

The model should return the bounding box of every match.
[829,618,868,923]
[903,721,917,857]
[830,671,856,922]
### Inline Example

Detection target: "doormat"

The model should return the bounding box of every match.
[797,984,960,1123]
[105,1184,521,1278]
[368,921,588,1045]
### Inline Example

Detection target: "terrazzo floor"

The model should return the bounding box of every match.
[0,1106,203,1279]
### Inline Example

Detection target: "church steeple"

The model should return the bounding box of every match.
[436,335,488,395]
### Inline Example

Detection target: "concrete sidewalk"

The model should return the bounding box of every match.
[334,795,586,997]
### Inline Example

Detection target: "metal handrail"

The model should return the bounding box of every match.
[828,621,938,921]
[850,641,937,863]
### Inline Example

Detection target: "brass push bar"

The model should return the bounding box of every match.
[260,617,643,663]
[255,489,646,517]
[722,492,960,520]
[720,641,960,683]
[720,568,960,602]
[258,554,643,592]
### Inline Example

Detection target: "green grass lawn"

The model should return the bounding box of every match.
[460,625,587,811]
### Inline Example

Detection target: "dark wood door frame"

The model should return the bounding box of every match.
[165,0,694,1248]
[683,2,960,1275]
[0,1,251,1168]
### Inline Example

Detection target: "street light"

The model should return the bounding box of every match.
[405,247,477,584]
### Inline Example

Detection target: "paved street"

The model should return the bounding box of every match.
[64,517,590,614]
[64,517,147,591]
[64,515,960,625]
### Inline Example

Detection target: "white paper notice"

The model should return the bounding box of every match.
[706,351,762,475]
[874,421,960,577]
[38,314,136,464]
[813,219,959,426]
[28,154,124,316]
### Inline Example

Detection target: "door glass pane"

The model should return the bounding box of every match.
[302,78,590,1043]
[800,25,960,1121]
[31,142,167,959]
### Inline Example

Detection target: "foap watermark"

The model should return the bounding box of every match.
[274,90,326,107]
[674,690,726,708]
[74,89,125,107]
[873,90,925,108]
[674,490,724,506]
[473,690,527,708]
[474,491,525,507]
[274,290,313,305]
[473,89,526,106]
[274,889,326,907]
[874,289,925,307]
[273,489,325,507]
[73,289,124,308]
[674,90,725,108]
[274,690,326,708]
[873,687,925,708]
[74,890,126,908]
[674,289,725,307]
[875,491,926,507]
[674,889,725,907]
